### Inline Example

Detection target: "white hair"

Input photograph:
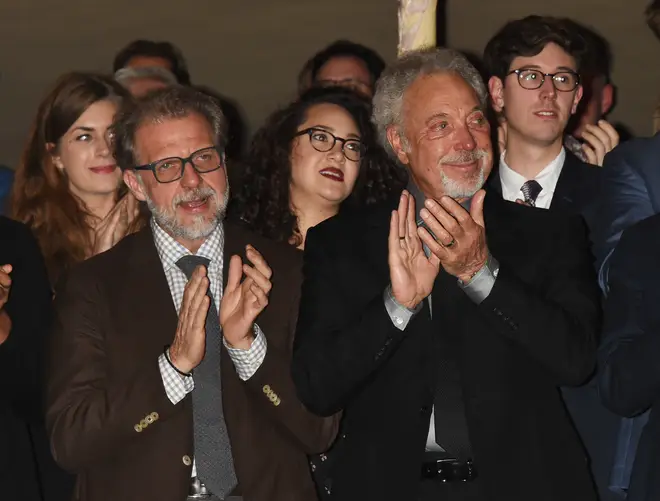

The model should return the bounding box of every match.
[114,66,178,87]
[372,47,488,161]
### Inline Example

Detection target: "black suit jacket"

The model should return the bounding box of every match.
[0,216,73,501]
[489,152,627,500]
[292,192,600,501]
[599,213,660,501]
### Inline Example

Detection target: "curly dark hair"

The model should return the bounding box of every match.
[232,87,406,246]
[483,16,589,82]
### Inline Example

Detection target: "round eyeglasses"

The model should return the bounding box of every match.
[295,128,365,162]
[133,146,224,184]
[508,69,580,92]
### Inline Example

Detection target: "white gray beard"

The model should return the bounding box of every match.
[144,183,230,241]
[439,167,485,199]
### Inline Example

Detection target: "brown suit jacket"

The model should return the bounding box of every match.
[46,222,338,501]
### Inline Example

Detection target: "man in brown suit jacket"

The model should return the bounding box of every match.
[46,86,338,501]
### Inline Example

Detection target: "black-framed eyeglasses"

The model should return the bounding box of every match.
[295,128,365,162]
[133,146,225,184]
[508,68,580,92]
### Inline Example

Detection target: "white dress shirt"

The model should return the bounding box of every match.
[499,147,566,209]
[151,219,267,476]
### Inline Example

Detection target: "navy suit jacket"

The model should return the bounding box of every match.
[599,213,660,501]
[593,134,660,292]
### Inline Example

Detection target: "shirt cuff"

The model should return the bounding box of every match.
[158,353,194,405]
[224,324,267,381]
[458,253,500,304]
[384,284,423,331]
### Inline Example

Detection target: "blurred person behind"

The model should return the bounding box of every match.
[297,40,385,98]
[565,21,619,165]
[113,39,191,85]
[114,66,178,98]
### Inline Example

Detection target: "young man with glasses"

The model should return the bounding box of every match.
[484,16,601,213]
[484,16,622,501]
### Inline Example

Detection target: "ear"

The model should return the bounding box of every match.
[47,142,64,170]
[488,76,505,113]
[571,85,584,115]
[123,170,148,202]
[601,83,614,115]
[386,126,410,165]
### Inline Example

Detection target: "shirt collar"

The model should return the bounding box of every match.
[151,218,224,272]
[499,147,565,195]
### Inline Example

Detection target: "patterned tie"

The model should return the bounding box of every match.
[176,255,236,498]
[520,180,543,207]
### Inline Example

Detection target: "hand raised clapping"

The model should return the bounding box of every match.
[417,190,489,283]
[388,191,440,310]
[92,193,140,256]
[220,246,272,350]
[0,264,11,310]
[581,119,619,167]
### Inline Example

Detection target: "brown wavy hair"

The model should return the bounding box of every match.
[231,87,406,246]
[10,72,130,283]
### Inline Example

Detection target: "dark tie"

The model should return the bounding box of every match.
[431,270,473,460]
[520,180,543,207]
[176,255,236,498]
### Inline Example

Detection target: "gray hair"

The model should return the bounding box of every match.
[112,86,227,171]
[372,47,488,159]
[114,66,178,88]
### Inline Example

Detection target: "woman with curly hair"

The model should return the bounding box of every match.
[10,72,142,284]
[233,86,406,249]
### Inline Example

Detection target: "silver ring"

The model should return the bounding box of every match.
[444,239,456,248]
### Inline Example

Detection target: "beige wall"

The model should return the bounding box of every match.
[0,0,398,167]
[447,0,660,138]
[2,1,655,168]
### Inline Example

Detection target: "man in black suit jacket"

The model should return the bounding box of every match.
[598,212,660,501]
[483,16,622,501]
[0,216,73,501]
[292,47,599,501]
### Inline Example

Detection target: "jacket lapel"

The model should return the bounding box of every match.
[486,164,504,197]
[123,226,179,350]
[549,153,578,211]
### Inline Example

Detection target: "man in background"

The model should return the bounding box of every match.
[297,40,385,98]
[113,39,191,85]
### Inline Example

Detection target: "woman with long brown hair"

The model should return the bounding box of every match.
[10,72,141,283]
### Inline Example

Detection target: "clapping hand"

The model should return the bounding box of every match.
[0,264,12,345]
[417,190,489,283]
[0,264,11,310]
[581,119,619,166]
[388,191,440,310]
[220,246,272,350]
[93,193,140,256]
[169,265,211,374]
